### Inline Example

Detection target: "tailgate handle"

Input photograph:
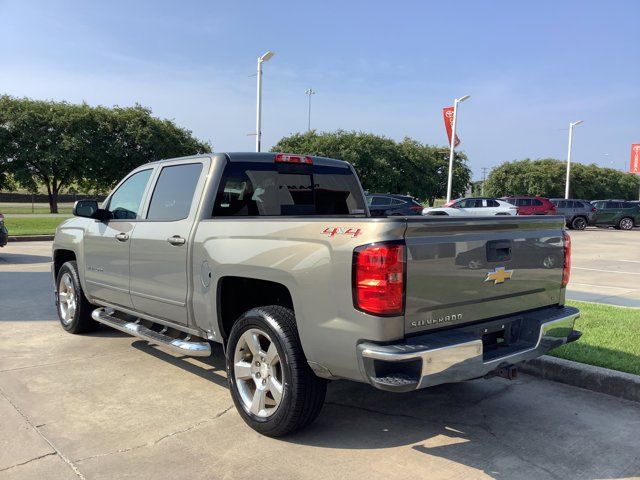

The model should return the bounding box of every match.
[487,240,512,262]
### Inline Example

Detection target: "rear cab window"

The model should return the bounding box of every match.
[213,161,366,217]
[147,163,203,221]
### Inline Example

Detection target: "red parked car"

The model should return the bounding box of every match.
[501,196,557,215]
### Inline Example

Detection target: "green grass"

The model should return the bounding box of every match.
[4,216,71,236]
[553,301,640,375]
[0,202,73,214]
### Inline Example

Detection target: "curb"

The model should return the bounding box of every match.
[521,355,640,403]
[8,235,54,242]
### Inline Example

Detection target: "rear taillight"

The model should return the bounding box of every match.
[591,207,597,212]
[409,205,423,212]
[353,243,405,316]
[562,233,571,287]
[275,153,313,164]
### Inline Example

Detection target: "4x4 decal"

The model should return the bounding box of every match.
[321,227,362,238]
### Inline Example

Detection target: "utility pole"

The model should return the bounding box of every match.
[305,88,315,131]
[481,167,490,196]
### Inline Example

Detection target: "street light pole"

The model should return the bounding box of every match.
[305,88,315,131]
[564,120,583,199]
[446,94,470,202]
[255,51,275,152]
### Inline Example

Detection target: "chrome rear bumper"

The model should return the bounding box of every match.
[358,306,580,392]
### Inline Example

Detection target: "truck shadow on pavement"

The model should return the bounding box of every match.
[131,340,229,389]
[0,251,51,264]
[126,339,640,479]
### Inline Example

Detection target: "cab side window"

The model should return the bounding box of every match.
[371,196,390,206]
[107,169,153,220]
[147,163,203,221]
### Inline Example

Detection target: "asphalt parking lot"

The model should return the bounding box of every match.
[565,229,640,307]
[1,236,639,479]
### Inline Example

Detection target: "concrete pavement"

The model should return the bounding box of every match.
[1,321,639,480]
[1,238,640,479]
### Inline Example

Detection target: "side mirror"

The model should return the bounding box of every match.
[73,200,111,221]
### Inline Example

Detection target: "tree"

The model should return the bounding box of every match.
[271,130,471,203]
[484,158,640,200]
[0,96,211,212]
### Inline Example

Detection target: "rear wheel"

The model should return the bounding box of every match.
[56,261,99,334]
[571,216,587,230]
[226,306,327,437]
[619,217,634,230]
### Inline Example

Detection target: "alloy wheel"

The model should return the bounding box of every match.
[58,272,77,325]
[573,217,586,230]
[233,328,284,418]
[620,218,634,230]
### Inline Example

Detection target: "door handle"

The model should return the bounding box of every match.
[167,235,186,246]
[115,233,129,242]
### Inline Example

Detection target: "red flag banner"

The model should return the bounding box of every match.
[631,144,640,174]
[442,107,460,147]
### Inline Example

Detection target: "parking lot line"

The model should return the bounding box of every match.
[573,267,640,276]
[569,282,636,291]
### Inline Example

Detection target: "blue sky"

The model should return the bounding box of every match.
[1,0,638,179]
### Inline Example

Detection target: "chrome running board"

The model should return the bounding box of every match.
[91,308,211,357]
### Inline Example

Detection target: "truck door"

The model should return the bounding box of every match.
[129,161,208,325]
[83,169,154,308]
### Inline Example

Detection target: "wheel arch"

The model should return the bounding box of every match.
[53,249,77,280]
[216,276,294,343]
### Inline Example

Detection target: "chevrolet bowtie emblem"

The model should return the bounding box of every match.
[485,267,514,284]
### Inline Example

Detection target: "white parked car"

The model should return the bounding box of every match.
[423,197,518,216]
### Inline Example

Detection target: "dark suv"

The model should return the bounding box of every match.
[366,194,423,216]
[591,200,640,230]
[501,196,557,215]
[549,199,596,230]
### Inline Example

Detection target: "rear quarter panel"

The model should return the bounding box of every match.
[190,218,406,381]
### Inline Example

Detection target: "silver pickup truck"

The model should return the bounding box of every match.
[52,152,580,436]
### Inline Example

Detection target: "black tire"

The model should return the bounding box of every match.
[226,306,327,437]
[618,217,634,230]
[571,216,587,230]
[56,261,99,334]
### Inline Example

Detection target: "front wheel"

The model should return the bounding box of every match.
[226,306,327,437]
[619,217,634,230]
[56,261,99,333]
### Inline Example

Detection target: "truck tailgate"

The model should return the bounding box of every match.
[404,216,566,335]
